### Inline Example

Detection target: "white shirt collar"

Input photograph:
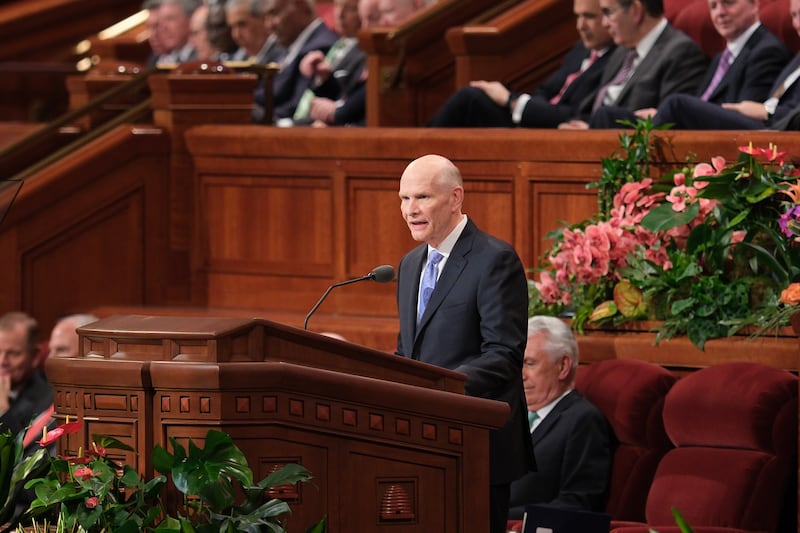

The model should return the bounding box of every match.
[634,17,668,63]
[530,388,573,432]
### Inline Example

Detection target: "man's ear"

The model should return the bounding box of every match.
[558,354,574,380]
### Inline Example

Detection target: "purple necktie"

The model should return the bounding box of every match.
[593,49,638,112]
[700,48,732,101]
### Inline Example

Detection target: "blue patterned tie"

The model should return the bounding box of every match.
[417,250,444,323]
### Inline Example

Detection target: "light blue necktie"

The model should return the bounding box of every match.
[417,250,444,323]
[528,411,539,432]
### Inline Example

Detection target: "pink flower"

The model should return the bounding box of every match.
[85,496,99,509]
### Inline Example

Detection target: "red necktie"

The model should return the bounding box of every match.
[550,50,599,105]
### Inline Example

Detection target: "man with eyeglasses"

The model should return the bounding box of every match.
[427,0,616,128]
[559,0,707,129]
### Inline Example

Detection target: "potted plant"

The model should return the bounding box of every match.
[18,419,167,533]
[12,419,325,533]
[529,119,800,349]
[151,430,326,533]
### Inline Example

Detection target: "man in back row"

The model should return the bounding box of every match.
[651,0,800,130]
[255,0,339,123]
[563,0,707,128]
[600,0,790,127]
[0,312,51,440]
[427,0,615,128]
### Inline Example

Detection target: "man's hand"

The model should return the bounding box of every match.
[0,373,10,414]
[634,108,657,119]
[309,97,337,124]
[299,50,328,80]
[558,120,590,130]
[721,100,769,121]
[469,80,510,107]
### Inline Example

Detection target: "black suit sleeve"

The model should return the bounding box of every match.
[455,246,527,398]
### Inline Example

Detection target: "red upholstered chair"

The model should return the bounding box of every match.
[505,359,675,533]
[576,359,676,522]
[610,362,798,533]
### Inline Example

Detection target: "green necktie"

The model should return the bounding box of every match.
[528,411,539,431]
[294,39,349,121]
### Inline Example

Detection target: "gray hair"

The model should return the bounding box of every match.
[161,0,202,16]
[527,315,579,370]
[226,0,267,17]
[56,313,99,329]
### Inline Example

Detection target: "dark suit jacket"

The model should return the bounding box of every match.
[0,370,53,438]
[396,218,535,485]
[508,390,612,520]
[427,41,615,128]
[655,52,800,130]
[518,42,615,126]
[312,39,366,101]
[586,23,707,125]
[698,24,789,104]
[255,20,339,122]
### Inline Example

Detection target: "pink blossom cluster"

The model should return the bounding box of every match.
[536,164,729,306]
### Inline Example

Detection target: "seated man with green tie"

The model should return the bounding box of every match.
[509,316,612,520]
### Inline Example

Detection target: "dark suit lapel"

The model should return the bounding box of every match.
[400,245,426,355]
[531,390,578,445]
[618,25,676,103]
[413,220,476,341]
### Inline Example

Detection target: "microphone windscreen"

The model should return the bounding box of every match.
[370,265,395,283]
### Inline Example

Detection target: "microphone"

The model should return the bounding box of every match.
[304,265,395,330]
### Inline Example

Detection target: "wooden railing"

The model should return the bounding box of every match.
[445,0,574,90]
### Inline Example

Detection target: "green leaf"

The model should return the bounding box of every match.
[306,516,328,533]
[641,202,700,232]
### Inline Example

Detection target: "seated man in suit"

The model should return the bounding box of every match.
[256,0,339,123]
[616,0,790,127]
[508,315,612,520]
[427,0,615,128]
[651,0,800,130]
[153,0,201,65]
[561,0,708,129]
[292,0,368,126]
[0,312,52,442]
[226,0,284,64]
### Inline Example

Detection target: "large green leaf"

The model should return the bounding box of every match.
[641,202,700,232]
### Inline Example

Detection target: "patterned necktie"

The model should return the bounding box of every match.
[700,48,732,101]
[417,250,444,323]
[592,49,638,112]
[550,50,599,105]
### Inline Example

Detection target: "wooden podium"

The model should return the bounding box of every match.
[45,315,509,532]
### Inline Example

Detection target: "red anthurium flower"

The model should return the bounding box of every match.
[38,418,83,447]
[38,427,64,447]
[60,418,83,436]
[73,466,94,480]
[88,442,106,457]
[85,496,99,509]
[738,143,759,155]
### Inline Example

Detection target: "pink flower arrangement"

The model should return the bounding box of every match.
[529,123,800,348]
